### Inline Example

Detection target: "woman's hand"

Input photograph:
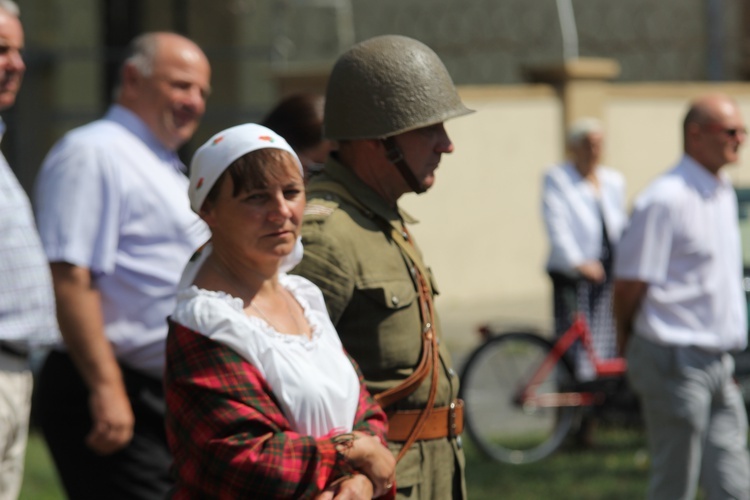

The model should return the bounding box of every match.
[345,432,395,498]
[576,261,605,284]
[315,474,375,500]
[335,474,374,499]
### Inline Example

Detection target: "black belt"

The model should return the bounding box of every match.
[0,341,29,360]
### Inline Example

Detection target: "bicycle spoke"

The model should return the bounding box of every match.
[460,332,581,464]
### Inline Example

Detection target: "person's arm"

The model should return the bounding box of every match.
[331,474,374,500]
[50,262,134,455]
[347,351,388,440]
[542,171,601,281]
[613,279,648,356]
[293,217,355,324]
[575,261,605,283]
[344,351,395,497]
[165,322,374,499]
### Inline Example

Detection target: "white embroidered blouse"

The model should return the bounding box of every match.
[172,272,360,439]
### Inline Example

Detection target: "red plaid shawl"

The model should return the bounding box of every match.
[165,319,388,499]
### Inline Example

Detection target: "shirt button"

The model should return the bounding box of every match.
[448,368,456,377]
[391,296,399,306]
[456,436,463,449]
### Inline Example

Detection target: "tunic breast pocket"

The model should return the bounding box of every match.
[359,280,417,311]
[354,280,421,368]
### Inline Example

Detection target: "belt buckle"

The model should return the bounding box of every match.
[448,400,457,439]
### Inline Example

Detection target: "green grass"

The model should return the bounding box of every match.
[19,427,653,499]
[19,431,63,500]
[464,424,651,500]
[20,425,649,499]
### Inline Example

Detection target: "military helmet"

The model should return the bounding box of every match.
[324,35,473,140]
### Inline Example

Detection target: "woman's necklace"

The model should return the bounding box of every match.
[280,291,305,336]
[252,289,307,336]
[210,258,306,336]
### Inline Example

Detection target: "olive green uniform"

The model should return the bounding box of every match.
[293,157,466,499]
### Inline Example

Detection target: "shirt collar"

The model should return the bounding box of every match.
[680,154,731,198]
[318,154,418,224]
[104,104,185,172]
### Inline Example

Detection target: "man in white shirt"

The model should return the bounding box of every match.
[615,93,750,500]
[33,32,210,499]
[0,2,59,498]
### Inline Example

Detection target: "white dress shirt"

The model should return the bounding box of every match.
[34,105,209,376]
[542,161,626,274]
[615,154,747,352]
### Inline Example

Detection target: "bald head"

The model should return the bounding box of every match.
[683,94,737,143]
[117,32,211,151]
[683,94,746,174]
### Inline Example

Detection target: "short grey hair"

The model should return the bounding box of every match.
[0,0,20,17]
[122,33,159,78]
[566,118,603,147]
[112,33,160,100]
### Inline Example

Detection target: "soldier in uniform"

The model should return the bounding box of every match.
[292,35,473,499]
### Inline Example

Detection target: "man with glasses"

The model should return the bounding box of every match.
[614,93,750,500]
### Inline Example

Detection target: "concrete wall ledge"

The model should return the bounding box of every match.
[524,57,621,83]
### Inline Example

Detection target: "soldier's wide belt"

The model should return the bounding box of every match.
[387,399,464,442]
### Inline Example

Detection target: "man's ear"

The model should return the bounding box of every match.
[686,122,702,142]
[119,63,141,100]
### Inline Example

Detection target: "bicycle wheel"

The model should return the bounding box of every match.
[459,332,580,464]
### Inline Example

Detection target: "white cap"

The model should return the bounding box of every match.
[188,123,302,213]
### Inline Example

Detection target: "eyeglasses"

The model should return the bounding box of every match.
[703,123,748,138]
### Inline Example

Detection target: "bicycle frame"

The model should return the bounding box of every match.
[515,313,627,410]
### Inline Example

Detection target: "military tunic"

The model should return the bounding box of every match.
[293,156,466,499]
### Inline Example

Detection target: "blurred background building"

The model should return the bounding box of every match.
[10,0,750,351]
[11,0,750,187]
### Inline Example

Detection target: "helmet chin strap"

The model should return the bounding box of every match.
[382,137,426,194]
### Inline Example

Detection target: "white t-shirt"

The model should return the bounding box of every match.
[615,154,747,352]
[171,273,360,438]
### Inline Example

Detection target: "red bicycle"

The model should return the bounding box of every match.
[458,313,628,464]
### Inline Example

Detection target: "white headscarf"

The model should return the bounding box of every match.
[187,123,305,272]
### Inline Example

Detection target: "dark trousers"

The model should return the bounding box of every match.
[36,351,173,500]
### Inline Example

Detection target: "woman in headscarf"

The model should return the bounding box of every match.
[164,123,395,499]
